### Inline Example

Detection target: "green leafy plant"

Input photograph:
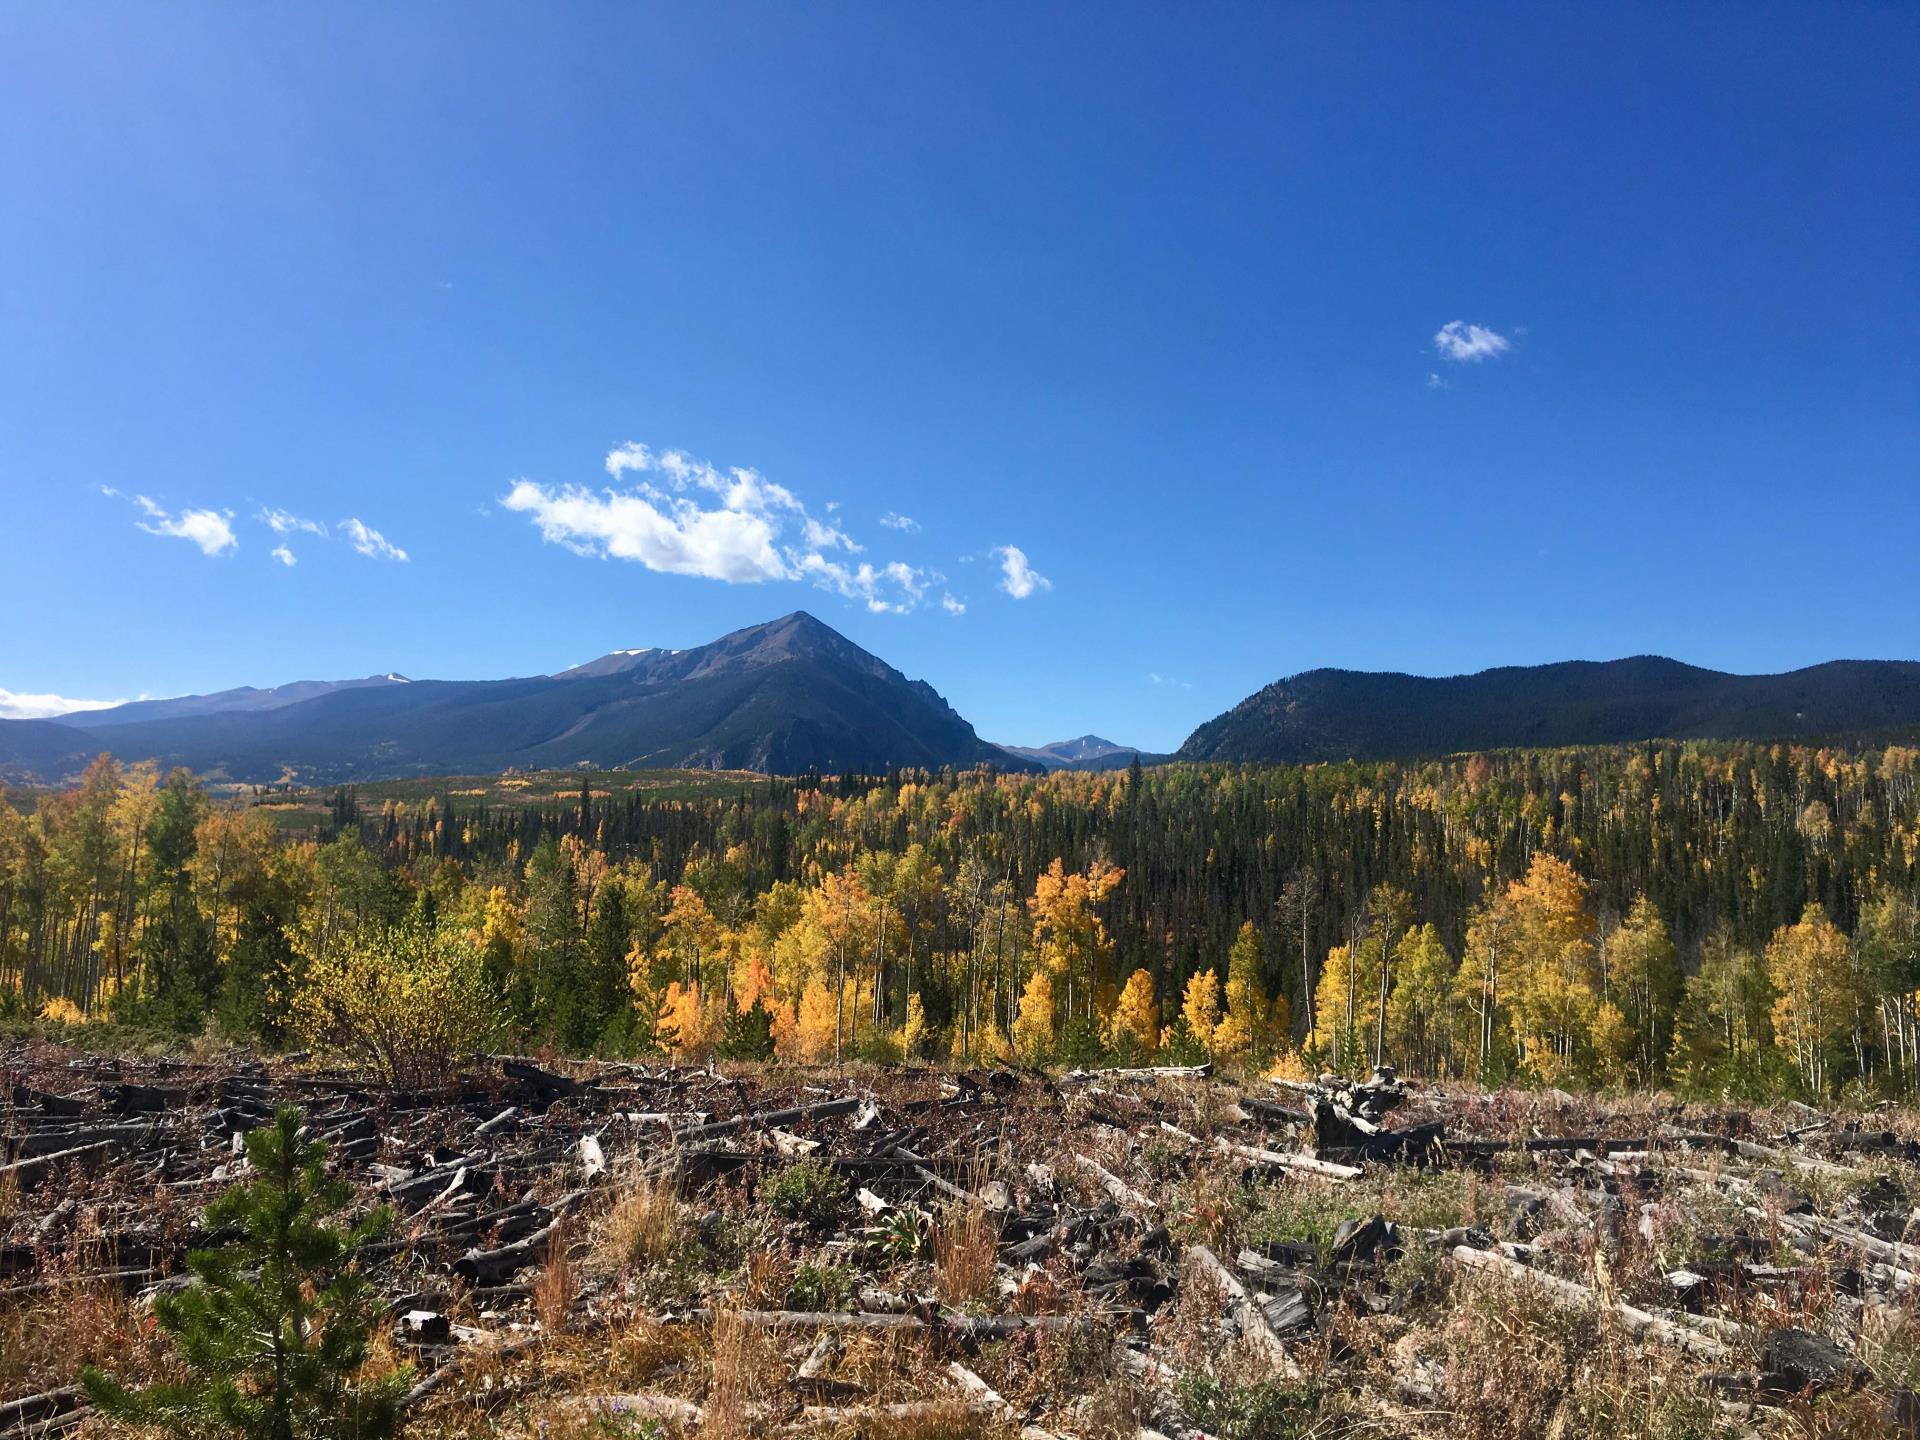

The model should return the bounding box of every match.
[82,1105,407,1440]
[764,1158,851,1229]
[785,1261,853,1312]
[876,1206,929,1260]
[1177,1374,1323,1440]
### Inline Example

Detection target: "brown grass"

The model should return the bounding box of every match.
[933,1202,999,1308]
[534,1229,575,1332]
[600,1169,683,1272]
[700,1308,776,1440]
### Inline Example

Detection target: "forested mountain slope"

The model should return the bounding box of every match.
[0,613,1022,783]
[1178,656,1920,763]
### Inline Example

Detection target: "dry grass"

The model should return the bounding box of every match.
[534,1229,575,1332]
[700,1307,777,1440]
[0,1277,170,1406]
[933,1202,999,1307]
[600,1168,683,1272]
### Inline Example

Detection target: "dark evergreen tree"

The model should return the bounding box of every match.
[83,1106,407,1440]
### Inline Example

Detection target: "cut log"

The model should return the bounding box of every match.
[0,1140,117,1187]
[668,1308,1093,1337]
[1183,1243,1302,1377]
[1451,1245,1734,1360]
[1064,1063,1212,1081]
[1075,1153,1157,1211]
[1213,1137,1361,1181]
[674,1096,863,1142]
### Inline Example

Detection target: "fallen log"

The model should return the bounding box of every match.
[1451,1245,1735,1360]
[1183,1243,1302,1377]
[666,1308,1095,1337]
[1064,1063,1212,1082]
[1074,1153,1157,1210]
[1213,1136,1361,1181]
[674,1096,863,1143]
[0,1140,117,1187]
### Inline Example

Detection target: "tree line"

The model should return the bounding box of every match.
[2,737,1917,1095]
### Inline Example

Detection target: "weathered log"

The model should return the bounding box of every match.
[1063,1063,1211,1082]
[667,1308,1094,1337]
[1074,1153,1157,1210]
[674,1095,863,1143]
[1451,1245,1734,1360]
[1213,1136,1361,1181]
[0,1140,116,1187]
[1183,1243,1301,1376]
[0,1388,86,1430]
[563,1393,705,1426]
[474,1105,520,1137]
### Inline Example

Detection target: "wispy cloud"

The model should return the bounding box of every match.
[797,555,930,614]
[992,544,1051,599]
[1433,320,1511,363]
[341,518,408,562]
[258,508,328,537]
[271,544,297,567]
[880,512,920,532]
[507,441,935,613]
[104,488,238,556]
[0,687,127,721]
[1425,372,1447,390]
[1147,672,1192,690]
[940,594,966,616]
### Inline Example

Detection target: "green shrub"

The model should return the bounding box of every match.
[785,1262,853,1312]
[764,1158,851,1229]
[1177,1374,1324,1440]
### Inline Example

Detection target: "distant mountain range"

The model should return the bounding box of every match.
[994,735,1161,771]
[10,632,1920,788]
[1175,656,1920,764]
[0,613,1027,785]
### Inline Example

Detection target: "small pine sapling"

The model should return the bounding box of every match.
[83,1105,408,1440]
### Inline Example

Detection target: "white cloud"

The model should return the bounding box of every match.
[0,688,127,720]
[271,544,297,567]
[341,518,408,562]
[992,544,1051,599]
[1433,321,1511,363]
[258,507,328,537]
[941,594,966,616]
[122,494,238,556]
[508,441,937,612]
[1425,372,1447,390]
[797,554,929,614]
[1147,672,1192,690]
[504,480,790,583]
[880,512,920,532]
[802,516,861,553]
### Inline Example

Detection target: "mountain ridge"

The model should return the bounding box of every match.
[0,613,1028,784]
[1176,654,1920,764]
[995,735,1162,771]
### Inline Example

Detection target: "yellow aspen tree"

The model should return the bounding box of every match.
[1107,967,1158,1059]
[899,992,932,1061]
[1606,896,1679,1079]
[656,980,718,1062]
[1181,968,1222,1055]
[1011,968,1056,1062]
[794,978,838,1062]
[1216,922,1276,1065]
[1767,904,1856,1094]
[1313,940,1378,1073]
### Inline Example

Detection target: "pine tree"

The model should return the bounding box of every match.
[83,1106,406,1440]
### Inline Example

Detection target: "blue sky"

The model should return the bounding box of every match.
[1,4,1914,752]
